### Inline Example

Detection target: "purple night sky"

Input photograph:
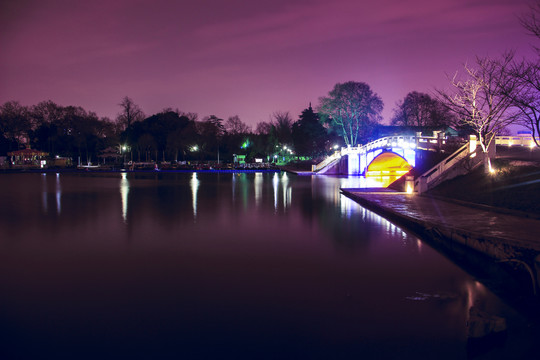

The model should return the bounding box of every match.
[0,0,537,126]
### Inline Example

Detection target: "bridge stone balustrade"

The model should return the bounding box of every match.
[312,133,538,192]
[495,135,539,147]
[313,134,447,175]
[414,139,477,193]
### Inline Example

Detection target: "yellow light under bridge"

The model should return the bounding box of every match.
[365,152,413,178]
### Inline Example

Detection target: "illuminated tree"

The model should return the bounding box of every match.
[318,81,383,147]
[437,55,519,171]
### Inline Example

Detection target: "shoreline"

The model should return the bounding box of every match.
[341,188,540,300]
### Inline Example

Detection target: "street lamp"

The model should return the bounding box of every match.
[121,144,130,166]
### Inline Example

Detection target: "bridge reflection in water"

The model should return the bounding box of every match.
[2,172,537,358]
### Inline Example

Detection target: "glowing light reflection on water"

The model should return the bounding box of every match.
[0,172,534,359]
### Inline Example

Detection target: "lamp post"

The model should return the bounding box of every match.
[121,145,127,166]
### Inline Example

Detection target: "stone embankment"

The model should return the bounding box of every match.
[341,189,540,295]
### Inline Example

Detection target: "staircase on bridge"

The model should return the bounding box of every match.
[312,133,539,193]
[312,132,458,176]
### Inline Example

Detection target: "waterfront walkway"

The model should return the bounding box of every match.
[341,189,540,260]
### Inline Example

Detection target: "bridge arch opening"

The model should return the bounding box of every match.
[366,151,413,176]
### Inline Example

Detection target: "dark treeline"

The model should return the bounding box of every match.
[0,98,339,164]
[0,90,464,166]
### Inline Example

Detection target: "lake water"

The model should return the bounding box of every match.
[0,172,536,359]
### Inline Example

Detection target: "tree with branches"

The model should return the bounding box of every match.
[519,0,540,48]
[391,91,454,127]
[437,54,519,171]
[504,60,540,146]
[291,104,328,157]
[271,111,293,146]
[505,2,540,146]
[117,96,145,130]
[318,81,383,147]
[225,115,250,135]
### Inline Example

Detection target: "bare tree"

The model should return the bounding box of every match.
[509,1,540,145]
[391,91,454,127]
[437,54,519,171]
[179,112,198,122]
[225,115,250,135]
[271,111,293,145]
[505,60,540,146]
[0,101,31,149]
[116,96,145,130]
[255,121,272,135]
[520,1,540,43]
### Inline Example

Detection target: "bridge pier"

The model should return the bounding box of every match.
[348,152,360,175]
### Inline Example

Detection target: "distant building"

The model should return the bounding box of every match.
[8,148,49,168]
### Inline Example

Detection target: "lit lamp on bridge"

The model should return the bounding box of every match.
[405,176,414,194]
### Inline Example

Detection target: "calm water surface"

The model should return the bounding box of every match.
[0,172,535,358]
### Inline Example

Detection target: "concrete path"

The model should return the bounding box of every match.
[341,189,540,254]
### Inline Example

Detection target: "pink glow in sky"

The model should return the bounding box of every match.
[0,0,537,126]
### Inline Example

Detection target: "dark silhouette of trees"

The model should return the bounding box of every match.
[291,104,328,157]
[223,115,251,159]
[124,110,196,162]
[271,111,293,146]
[137,133,157,162]
[50,105,105,164]
[0,94,377,164]
[255,121,272,135]
[225,115,250,135]
[250,121,274,161]
[391,91,454,127]
[520,1,540,49]
[198,115,225,161]
[117,96,145,130]
[318,81,383,147]
[0,101,30,151]
[30,101,65,154]
[0,100,120,164]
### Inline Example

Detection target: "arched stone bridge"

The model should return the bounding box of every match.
[313,134,446,175]
[312,133,538,178]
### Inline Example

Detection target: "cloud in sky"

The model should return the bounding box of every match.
[0,0,536,125]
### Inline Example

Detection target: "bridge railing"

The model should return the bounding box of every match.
[362,136,417,153]
[414,141,474,193]
[312,151,341,172]
[312,134,466,174]
[495,135,538,147]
